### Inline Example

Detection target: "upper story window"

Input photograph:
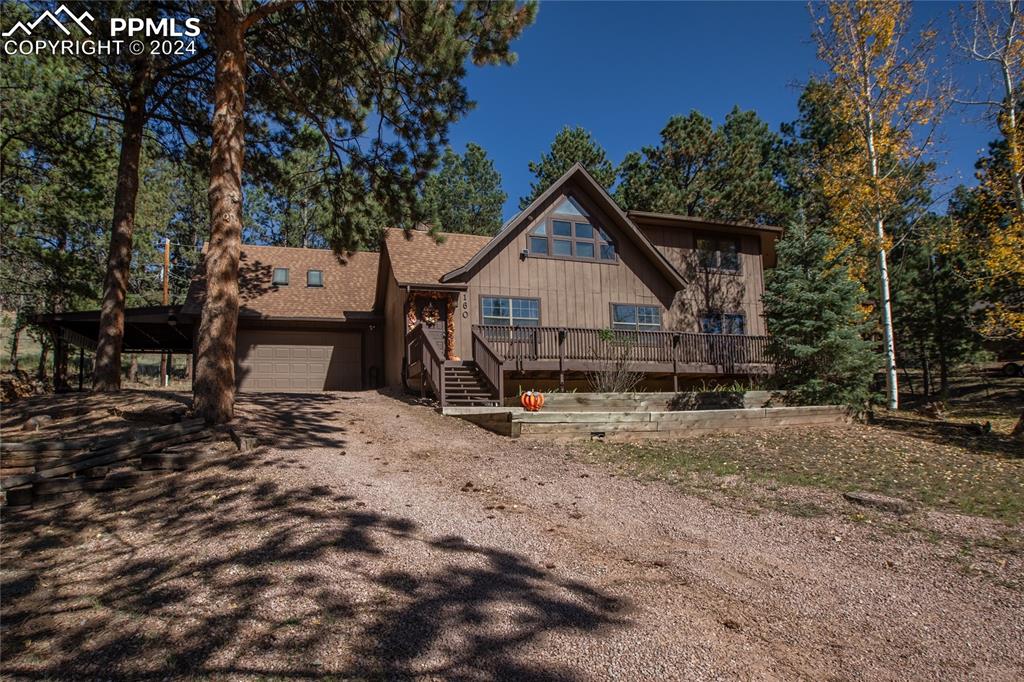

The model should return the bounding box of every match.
[306,269,323,287]
[612,304,662,331]
[481,296,540,327]
[272,267,289,285]
[700,312,745,335]
[697,235,741,272]
[527,197,617,262]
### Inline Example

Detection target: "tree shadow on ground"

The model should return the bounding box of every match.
[1,443,627,679]
[233,392,360,450]
[871,414,1022,459]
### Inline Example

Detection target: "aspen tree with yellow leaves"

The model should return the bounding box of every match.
[811,0,944,411]
[954,0,1024,437]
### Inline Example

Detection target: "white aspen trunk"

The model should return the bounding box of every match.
[874,218,899,410]
[865,111,899,410]
[1001,1,1024,214]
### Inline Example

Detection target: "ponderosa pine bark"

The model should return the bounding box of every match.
[93,59,151,391]
[193,2,246,424]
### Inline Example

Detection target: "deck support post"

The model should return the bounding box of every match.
[672,333,680,393]
[78,347,85,391]
[558,328,566,391]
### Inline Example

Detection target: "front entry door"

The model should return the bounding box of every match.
[415,296,448,356]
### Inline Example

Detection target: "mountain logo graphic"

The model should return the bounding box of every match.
[3,4,94,37]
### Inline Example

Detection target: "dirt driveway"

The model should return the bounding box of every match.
[2,390,1022,680]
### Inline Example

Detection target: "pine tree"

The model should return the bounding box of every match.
[0,22,118,380]
[194,0,536,423]
[891,214,979,397]
[520,126,615,209]
[86,1,214,391]
[422,143,506,235]
[616,107,791,225]
[763,218,878,407]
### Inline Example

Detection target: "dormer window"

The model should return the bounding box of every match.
[526,197,617,262]
[272,267,289,285]
[307,269,323,287]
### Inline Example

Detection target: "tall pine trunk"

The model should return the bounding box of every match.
[8,312,23,370]
[93,60,151,391]
[194,3,246,424]
[36,339,50,380]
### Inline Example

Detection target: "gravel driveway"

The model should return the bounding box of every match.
[2,389,1022,680]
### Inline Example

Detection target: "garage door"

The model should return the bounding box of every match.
[235,329,362,392]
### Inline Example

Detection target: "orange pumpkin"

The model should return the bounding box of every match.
[520,390,545,412]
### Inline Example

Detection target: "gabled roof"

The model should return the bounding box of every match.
[382,228,492,287]
[182,244,380,321]
[439,163,687,289]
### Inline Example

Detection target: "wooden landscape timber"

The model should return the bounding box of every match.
[451,405,851,440]
[0,399,258,509]
[502,391,776,412]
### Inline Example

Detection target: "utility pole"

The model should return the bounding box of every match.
[160,238,170,387]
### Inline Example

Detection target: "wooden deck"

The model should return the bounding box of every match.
[471,325,772,396]
[407,324,774,407]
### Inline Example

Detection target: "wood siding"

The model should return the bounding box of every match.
[640,226,767,335]
[455,182,677,360]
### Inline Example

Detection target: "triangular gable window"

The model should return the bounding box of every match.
[526,194,616,262]
[552,197,588,217]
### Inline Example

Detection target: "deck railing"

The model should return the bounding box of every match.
[406,323,446,403]
[471,325,771,370]
[471,329,504,399]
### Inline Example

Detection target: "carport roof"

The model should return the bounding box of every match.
[38,305,193,352]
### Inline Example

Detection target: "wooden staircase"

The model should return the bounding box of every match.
[443,362,499,407]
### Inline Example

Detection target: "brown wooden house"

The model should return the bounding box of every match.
[43,164,781,404]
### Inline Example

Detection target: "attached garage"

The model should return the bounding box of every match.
[235,329,363,392]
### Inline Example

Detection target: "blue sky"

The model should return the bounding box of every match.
[445,1,998,221]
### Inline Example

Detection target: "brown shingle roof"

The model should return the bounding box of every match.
[383,228,491,285]
[182,245,380,320]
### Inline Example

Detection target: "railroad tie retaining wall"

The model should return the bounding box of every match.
[448,405,850,440]
[502,391,777,412]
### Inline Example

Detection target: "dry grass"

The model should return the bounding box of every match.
[584,375,1024,524]
[588,424,1023,522]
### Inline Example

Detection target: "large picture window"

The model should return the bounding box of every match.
[611,304,662,331]
[700,312,745,335]
[696,235,741,272]
[526,197,617,262]
[481,296,540,326]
